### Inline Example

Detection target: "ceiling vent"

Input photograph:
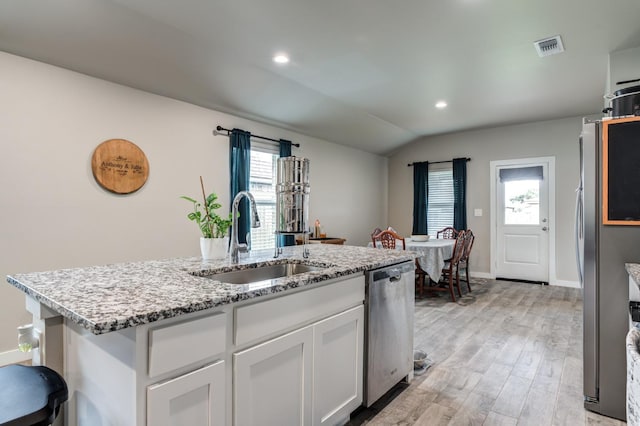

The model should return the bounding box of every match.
[534,35,564,57]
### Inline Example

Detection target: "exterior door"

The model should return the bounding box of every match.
[495,160,550,282]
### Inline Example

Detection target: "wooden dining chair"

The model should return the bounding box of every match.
[430,230,466,302]
[371,229,406,250]
[436,226,458,239]
[457,229,475,293]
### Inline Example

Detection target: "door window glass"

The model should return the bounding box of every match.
[504,180,540,225]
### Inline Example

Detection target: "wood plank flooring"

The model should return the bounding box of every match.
[348,279,627,426]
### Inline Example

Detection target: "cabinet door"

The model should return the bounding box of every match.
[313,305,364,426]
[147,360,225,426]
[234,326,313,426]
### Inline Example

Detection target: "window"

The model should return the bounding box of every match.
[249,145,279,250]
[427,167,454,236]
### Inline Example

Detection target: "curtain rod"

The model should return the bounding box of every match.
[407,157,471,167]
[213,125,300,148]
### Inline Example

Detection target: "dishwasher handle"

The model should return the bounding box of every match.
[370,262,414,282]
[389,270,402,282]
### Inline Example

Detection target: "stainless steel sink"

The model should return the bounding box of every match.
[203,263,324,285]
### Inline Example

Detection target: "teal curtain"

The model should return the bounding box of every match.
[279,140,292,157]
[452,158,467,230]
[412,161,429,234]
[229,129,251,244]
[279,139,295,246]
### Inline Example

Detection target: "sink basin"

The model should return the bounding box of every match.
[203,263,324,285]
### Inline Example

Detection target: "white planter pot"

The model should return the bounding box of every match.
[200,237,229,260]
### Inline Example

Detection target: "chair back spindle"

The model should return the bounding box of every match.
[450,230,466,264]
[461,229,475,262]
[437,227,458,239]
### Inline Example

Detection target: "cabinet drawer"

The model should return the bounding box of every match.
[148,312,226,378]
[235,274,364,346]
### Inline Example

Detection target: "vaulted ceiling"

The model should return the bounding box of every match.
[2,0,640,154]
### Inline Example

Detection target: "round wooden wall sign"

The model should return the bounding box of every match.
[91,139,149,194]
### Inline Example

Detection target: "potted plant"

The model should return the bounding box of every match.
[181,177,233,260]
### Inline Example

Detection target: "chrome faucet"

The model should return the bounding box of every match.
[230,191,261,263]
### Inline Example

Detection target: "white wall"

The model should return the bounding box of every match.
[388,116,583,283]
[0,52,387,354]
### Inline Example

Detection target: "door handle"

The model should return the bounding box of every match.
[542,226,548,231]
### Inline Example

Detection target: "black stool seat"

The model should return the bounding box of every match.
[0,364,68,426]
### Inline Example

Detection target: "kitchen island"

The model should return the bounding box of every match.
[7,244,414,426]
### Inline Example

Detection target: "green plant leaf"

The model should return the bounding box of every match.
[180,196,198,204]
[182,188,230,238]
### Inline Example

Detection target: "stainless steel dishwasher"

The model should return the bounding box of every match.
[364,260,415,406]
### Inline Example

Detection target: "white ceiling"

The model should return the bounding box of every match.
[2,0,640,155]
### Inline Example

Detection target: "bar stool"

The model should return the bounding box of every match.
[0,364,68,426]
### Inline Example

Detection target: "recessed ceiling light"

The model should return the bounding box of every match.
[273,54,290,64]
[435,101,448,109]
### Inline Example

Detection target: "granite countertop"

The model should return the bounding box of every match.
[627,263,640,286]
[7,245,414,335]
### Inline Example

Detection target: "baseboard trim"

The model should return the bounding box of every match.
[470,272,493,279]
[551,279,581,289]
[472,272,581,289]
[0,348,31,367]
[496,277,549,285]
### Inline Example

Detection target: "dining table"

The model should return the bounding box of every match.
[368,238,455,283]
[406,238,455,283]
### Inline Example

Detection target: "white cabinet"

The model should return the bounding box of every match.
[62,310,229,426]
[147,360,226,426]
[233,304,365,426]
[313,305,364,426]
[234,326,314,426]
[45,274,365,426]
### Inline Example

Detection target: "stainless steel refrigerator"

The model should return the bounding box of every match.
[576,117,640,421]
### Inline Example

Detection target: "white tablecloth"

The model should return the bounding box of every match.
[367,238,455,283]
[406,239,455,283]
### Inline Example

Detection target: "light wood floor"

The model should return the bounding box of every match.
[349,279,627,426]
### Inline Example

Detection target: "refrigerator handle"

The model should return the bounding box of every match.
[575,185,584,287]
[575,134,584,287]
